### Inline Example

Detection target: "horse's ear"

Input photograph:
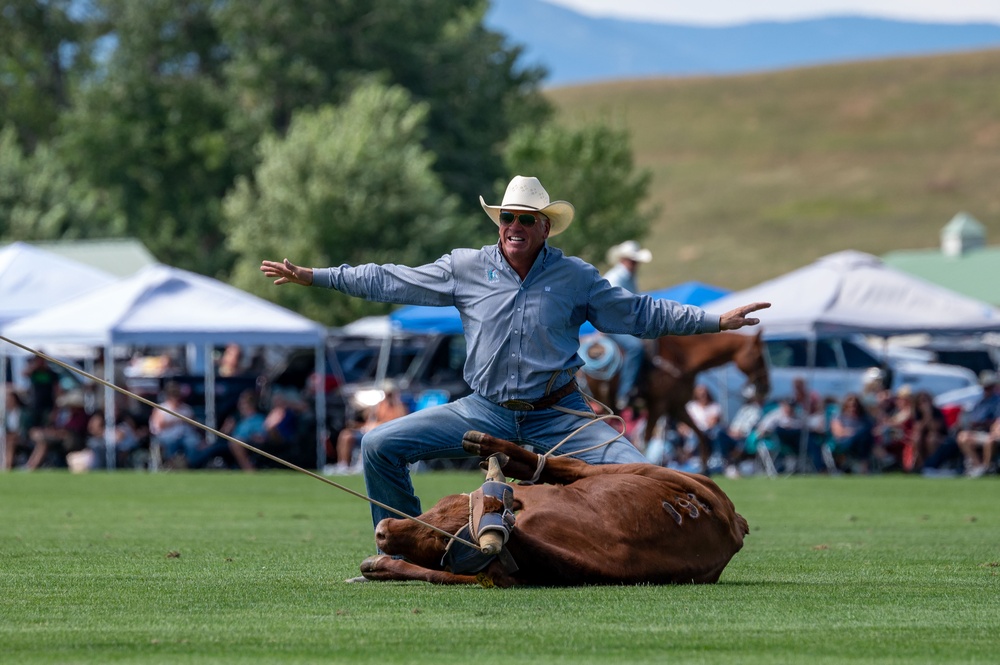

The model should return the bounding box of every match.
[753,330,763,342]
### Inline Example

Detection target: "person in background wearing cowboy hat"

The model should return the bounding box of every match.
[603,240,653,411]
[260,175,769,555]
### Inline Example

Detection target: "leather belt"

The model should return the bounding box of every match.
[498,380,578,411]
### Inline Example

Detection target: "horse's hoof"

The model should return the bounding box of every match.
[359,554,389,575]
[462,431,486,454]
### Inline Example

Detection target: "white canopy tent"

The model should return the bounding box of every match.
[0,241,119,328]
[706,250,1000,338]
[1,264,328,470]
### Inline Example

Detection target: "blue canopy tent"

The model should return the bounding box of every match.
[645,281,731,307]
[389,305,464,334]
[579,281,731,335]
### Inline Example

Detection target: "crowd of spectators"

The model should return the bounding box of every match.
[5,344,999,479]
[2,345,320,473]
[635,370,999,478]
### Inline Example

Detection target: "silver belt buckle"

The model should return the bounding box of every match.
[500,399,534,411]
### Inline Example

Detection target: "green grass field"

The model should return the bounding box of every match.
[547,49,1000,292]
[2,470,998,664]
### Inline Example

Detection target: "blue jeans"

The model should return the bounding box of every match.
[607,333,644,404]
[360,391,647,533]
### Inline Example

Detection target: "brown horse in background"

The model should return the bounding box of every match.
[580,331,770,471]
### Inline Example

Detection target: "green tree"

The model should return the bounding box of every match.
[216,0,549,214]
[224,81,472,327]
[501,121,656,267]
[0,0,92,150]
[54,0,243,276]
[0,126,124,240]
[5,0,548,279]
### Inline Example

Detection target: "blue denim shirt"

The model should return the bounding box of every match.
[313,244,720,404]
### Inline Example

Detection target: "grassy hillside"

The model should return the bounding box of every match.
[547,49,1000,292]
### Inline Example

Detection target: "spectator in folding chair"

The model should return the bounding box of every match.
[875,385,916,470]
[788,378,828,472]
[680,385,731,470]
[718,386,767,477]
[332,383,409,475]
[956,419,998,478]
[910,390,950,473]
[148,381,201,469]
[828,393,876,474]
[755,399,813,472]
[953,371,1000,478]
[230,390,301,472]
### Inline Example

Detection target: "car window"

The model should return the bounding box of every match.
[841,339,880,368]
[815,340,839,368]
[335,341,424,384]
[419,334,467,385]
[385,346,422,377]
[766,340,808,368]
[333,348,380,383]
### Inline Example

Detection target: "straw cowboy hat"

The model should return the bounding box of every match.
[606,240,652,265]
[479,175,575,236]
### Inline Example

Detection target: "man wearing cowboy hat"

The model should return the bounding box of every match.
[603,240,653,410]
[261,175,768,547]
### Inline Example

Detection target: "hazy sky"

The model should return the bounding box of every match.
[544,0,1000,26]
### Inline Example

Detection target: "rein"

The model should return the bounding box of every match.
[0,335,480,551]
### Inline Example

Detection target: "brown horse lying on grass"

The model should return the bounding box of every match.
[358,431,749,587]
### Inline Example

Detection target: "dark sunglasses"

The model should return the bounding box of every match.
[499,211,539,227]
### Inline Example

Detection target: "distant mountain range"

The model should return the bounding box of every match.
[484,0,1000,86]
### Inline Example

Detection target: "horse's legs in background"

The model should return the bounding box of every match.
[673,409,712,474]
[642,398,669,458]
[581,373,619,415]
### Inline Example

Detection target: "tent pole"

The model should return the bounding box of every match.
[800,337,817,473]
[204,343,216,444]
[315,340,327,470]
[1,352,7,471]
[375,334,392,385]
[104,344,116,470]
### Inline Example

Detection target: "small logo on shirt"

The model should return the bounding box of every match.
[486,267,500,283]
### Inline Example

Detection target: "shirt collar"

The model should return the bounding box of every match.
[491,242,551,277]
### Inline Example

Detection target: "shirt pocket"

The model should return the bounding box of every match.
[539,287,587,328]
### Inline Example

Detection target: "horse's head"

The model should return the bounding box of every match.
[734,331,770,400]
